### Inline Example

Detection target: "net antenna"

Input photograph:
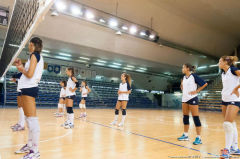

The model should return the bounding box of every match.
[0,0,55,77]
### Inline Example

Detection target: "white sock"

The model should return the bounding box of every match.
[121,115,126,123]
[62,104,65,114]
[114,115,118,121]
[183,132,188,136]
[223,121,234,150]
[18,107,25,127]
[26,117,40,153]
[58,103,61,110]
[26,117,32,148]
[197,135,201,139]
[232,122,239,150]
[69,113,74,125]
[66,113,69,123]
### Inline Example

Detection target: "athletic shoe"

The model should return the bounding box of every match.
[64,123,74,129]
[110,120,117,126]
[12,125,25,132]
[193,137,202,145]
[61,121,68,127]
[118,122,124,127]
[230,147,240,155]
[21,150,40,159]
[177,134,189,141]
[55,113,63,117]
[220,148,231,158]
[15,144,31,154]
[11,123,19,129]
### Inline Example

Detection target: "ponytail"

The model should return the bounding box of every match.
[221,56,238,66]
[123,73,132,86]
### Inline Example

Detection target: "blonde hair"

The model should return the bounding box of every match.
[123,73,132,86]
[221,56,238,66]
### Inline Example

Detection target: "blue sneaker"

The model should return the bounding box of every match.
[193,137,202,145]
[177,134,189,141]
[220,148,231,158]
[230,147,240,155]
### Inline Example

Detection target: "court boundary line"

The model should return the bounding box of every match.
[86,120,219,157]
[0,130,72,149]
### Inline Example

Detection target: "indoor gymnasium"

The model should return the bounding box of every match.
[0,0,240,159]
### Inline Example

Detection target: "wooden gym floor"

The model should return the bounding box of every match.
[0,108,239,159]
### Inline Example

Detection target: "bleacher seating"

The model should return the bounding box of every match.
[199,77,222,111]
[5,71,156,108]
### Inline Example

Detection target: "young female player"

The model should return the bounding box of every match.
[10,72,25,131]
[110,73,132,127]
[54,81,66,117]
[177,63,208,145]
[14,37,44,159]
[218,56,240,158]
[79,81,91,118]
[62,68,79,129]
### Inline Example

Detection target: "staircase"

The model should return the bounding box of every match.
[199,76,222,111]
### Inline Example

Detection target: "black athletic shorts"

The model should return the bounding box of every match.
[21,87,39,98]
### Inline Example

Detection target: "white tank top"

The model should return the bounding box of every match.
[81,86,88,97]
[182,73,206,102]
[222,67,240,102]
[60,87,66,98]
[19,53,44,89]
[118,82,131,101]
[66,77,76,96]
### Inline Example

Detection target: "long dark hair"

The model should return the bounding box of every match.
[123,73,132,86]
[67,68,75,77]
[30,37,43,53]
[61,80,67,87]
[184,63,196,72]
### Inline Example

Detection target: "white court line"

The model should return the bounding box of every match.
[91,113,225,132]
[0,130,72,149]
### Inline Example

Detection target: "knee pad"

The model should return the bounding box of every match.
[122,109,126,115]
[67,107,73,114]
[183,115,189,125]
[115,109,119,115]
[58,104,63,109]
[26,117,40,132]
[79,104,86,109]
[193,116,201,127]
[223,121,234,133]
[79,103,83,108]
